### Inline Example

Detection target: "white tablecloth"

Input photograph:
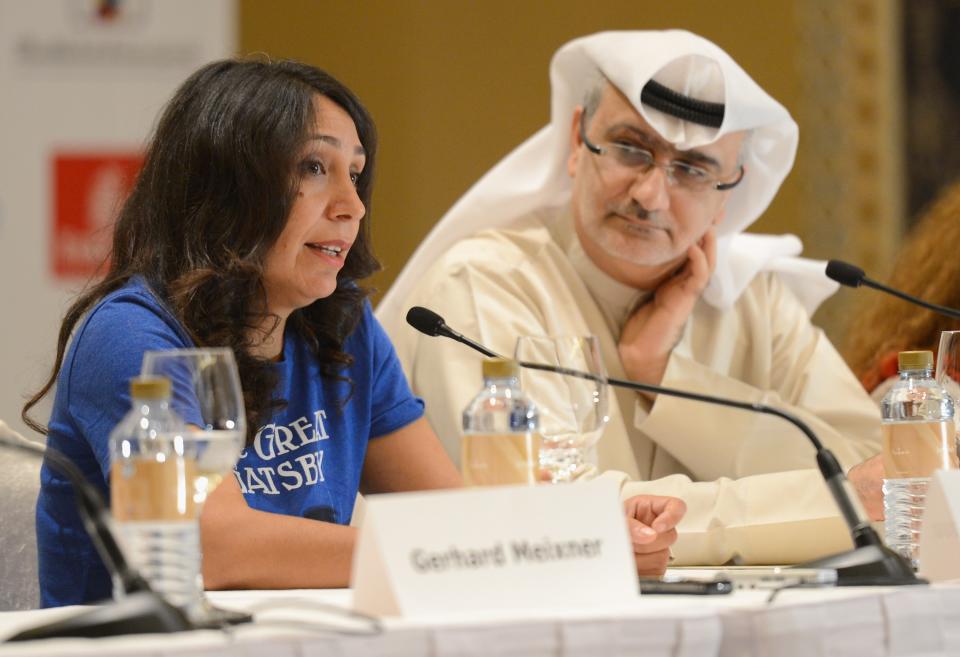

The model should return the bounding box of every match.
[1,584,959,656]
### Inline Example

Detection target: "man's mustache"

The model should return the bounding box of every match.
[607,202,668,230]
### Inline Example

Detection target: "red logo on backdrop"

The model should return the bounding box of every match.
[52,152,142,279]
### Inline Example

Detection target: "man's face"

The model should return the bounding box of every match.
[567,83,744,286]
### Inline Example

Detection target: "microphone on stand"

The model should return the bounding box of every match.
[406,306,499,357]
[405,306,921,586]
[0,420,191,641]
[825,260,960,319]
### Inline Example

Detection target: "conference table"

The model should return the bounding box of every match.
[1,578,959,656]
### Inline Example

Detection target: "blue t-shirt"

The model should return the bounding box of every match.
[36,277,423,607]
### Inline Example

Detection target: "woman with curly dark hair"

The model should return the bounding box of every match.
[23,58,461,607]
[844,180,960,400]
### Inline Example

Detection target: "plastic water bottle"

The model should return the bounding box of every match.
[462,358,540,486]
[109,376,201,610]
[881,350,959,568]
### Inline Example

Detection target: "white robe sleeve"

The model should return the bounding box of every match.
[599,469,854,565]
[634,272,880,478]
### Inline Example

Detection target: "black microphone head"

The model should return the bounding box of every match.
[406,306,446,337]
[825,260,865,288]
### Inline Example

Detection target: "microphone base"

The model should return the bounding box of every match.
[801,544,926,586]
[6,591,192,642]
[191,603,253,629]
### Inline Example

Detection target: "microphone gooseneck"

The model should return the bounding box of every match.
[826,259,960,320]
[519,360,828,452]
[406,307,921,586]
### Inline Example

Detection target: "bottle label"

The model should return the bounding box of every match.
[462,432,541,486]
[111,457,199,521]
[882,420,959,479]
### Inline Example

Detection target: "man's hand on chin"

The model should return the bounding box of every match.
[618,227,717,395]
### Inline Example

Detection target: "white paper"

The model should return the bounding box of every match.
[919,469,960,582]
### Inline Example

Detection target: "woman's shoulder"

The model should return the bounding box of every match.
[72,277,192,357]
[89,276,167,316]
[860,350,900,400]
[59,278,193,421]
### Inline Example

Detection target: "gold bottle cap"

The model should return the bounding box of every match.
[898,350,934,371]
[129,376,171,399]
[482,357,519,379]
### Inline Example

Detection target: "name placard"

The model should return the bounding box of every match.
[919,469,960,582]
[350,478,637,617]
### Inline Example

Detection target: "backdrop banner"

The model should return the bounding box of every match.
[0,0,236,439]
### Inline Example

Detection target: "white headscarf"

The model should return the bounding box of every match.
[378,30,836,319]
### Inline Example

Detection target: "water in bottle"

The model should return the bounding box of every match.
[881,350,959,568]
[462,358,540,486]
[109,376,201,610]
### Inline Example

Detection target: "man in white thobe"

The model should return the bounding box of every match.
[379,30,883,565]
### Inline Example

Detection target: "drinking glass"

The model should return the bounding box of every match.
[514,335,609,483]
[131,347,247,625]
[936,330,960,445]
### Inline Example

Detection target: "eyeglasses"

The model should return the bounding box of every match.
[578,112,744,193]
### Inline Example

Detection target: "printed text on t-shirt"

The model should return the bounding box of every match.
[233,409,331,495]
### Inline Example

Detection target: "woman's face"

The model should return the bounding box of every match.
[262,95,367,318]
